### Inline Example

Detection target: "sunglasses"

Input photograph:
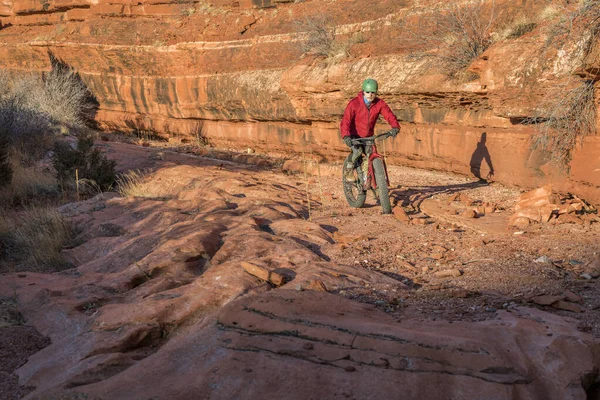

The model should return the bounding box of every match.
[365,91,376,94]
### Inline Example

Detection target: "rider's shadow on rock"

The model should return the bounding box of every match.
[469,132,495,181]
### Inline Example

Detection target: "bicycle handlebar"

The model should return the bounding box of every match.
[349,130,394,144]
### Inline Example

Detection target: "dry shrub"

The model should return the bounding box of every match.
[296,16,364,62]
[0,154,58,207]
[398,0,498,79]
[530,80,596,170]
[0,130,11,188]
[545,0,600,53]
[529,1,600,171]
[42,53,97,127]
[0,54,97,166]
[116,169,174,200]
[0,206,75,272]
[0,98,54,164]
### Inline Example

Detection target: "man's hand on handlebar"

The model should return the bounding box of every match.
[343,136,353,148]
[389,127,399,138]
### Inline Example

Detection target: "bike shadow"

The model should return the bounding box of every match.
[389,180,491,212]
[377,270,421,289]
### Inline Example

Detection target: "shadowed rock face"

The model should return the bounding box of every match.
[0,142,598,399]
[0,0,599,202]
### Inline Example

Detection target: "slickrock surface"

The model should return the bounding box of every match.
[1,142,600,399]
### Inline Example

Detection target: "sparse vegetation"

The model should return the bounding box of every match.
[297,16,365,61]
[530,79,596,171]
[116,169,175,200]
[503,19,537,40]
[181,7,196,16]
[546,0,600,58]
[0,206,76,272]
[529,1,600,171]
[0,131,12,187]
[398,0,497,79]
[0,57,106,272]
[0,153,58,207]
[52,131,116,193]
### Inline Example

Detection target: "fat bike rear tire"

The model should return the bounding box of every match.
[342,154,366,208]
[372,157,391,214]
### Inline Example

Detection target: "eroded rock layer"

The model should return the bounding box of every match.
[1,0,599,202]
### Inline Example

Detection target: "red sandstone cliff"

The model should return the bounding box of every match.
[0,0,599,202]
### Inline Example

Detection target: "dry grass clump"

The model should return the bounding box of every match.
[492,15,537,41]
[0,207,76,272]
[116,169,176,200]
[0,154,58,207]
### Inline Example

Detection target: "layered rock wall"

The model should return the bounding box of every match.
[1,0,599,202]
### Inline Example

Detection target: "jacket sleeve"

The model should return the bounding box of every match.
[380,100,400,130]
[340,101,355,138]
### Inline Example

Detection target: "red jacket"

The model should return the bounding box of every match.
[340,91,400,138]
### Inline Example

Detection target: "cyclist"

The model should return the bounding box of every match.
[340,78,400,181]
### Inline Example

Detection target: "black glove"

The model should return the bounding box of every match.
[343,136,353,147]
[389,128,399,137]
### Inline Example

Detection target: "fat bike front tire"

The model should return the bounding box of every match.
[342,154,366,208]
[372,157,391,214]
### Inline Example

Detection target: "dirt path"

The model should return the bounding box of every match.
[303,161,600,333]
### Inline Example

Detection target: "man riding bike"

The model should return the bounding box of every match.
[340,79,400,181]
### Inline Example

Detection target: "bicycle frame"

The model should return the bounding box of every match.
[350,132,391,190]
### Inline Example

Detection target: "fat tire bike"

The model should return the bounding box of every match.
[342,131,393,214]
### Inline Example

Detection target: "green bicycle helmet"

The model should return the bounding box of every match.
[362,78,378,93]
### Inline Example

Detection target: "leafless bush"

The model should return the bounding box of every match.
[545,0,600,56]
[296,16,363,61]
[0,55,96,164]
[297,16,335,57]
[41,53,97,127]
[398,0,497,79]
[0,98,53,163]
[530,80,596,170]
[529,1,600,171]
